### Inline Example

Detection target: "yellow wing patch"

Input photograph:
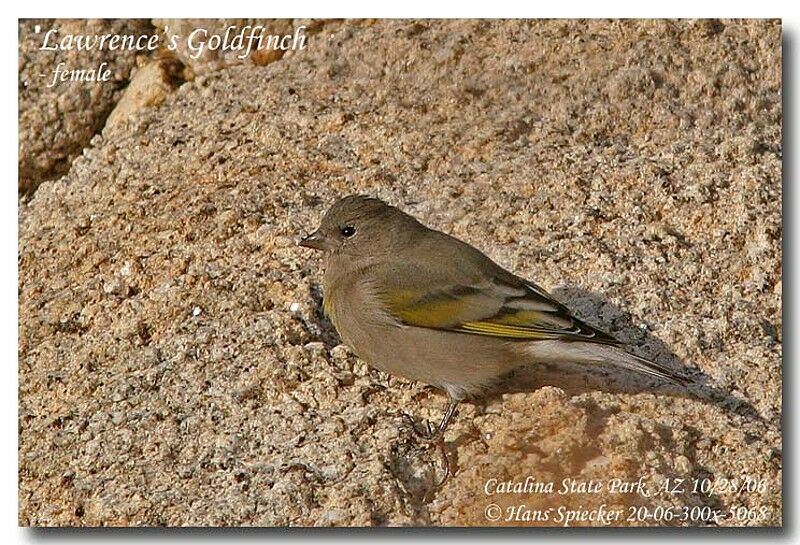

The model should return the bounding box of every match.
[488,309,544,326]
[391,296,468,328]
[459,321,557,339]
[384,288,480,328]
[381,284,605,343]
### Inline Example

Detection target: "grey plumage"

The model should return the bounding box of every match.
[300,195,687,431]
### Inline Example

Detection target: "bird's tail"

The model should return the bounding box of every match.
[526,341,690,386]
[612,349,690,386]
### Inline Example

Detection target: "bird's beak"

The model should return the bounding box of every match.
[298,230,328,251]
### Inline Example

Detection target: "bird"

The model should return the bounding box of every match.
[299,195,688,480]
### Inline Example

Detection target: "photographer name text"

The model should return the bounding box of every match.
[482,475,771,526]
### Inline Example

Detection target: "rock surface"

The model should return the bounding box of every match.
[105,58,184,130]
[150,19,310,78]
[19,19,781,526]
[18,19,153,195]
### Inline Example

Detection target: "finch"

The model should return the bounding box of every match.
[299,195,688,442]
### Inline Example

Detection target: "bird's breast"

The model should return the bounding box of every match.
[323,266,396,355]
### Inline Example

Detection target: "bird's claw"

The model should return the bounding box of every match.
[434,440,451,487]
[402,412,437,441]
[401,412,453,486]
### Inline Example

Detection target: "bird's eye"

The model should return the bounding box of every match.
[341,225,356,238]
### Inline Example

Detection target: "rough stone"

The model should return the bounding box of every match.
[19,19,781,526]
[151,19,310,78]
[18,18,153,194]
[105,58,184,129]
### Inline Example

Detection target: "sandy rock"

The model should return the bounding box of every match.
[18,19,153,194]
[105,58,184,129]
[151,19,307,78]
[19,20,781,526]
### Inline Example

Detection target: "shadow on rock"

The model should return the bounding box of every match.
[488,286,767,426]
[301,282,341,349]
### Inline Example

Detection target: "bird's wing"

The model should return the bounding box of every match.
[457,279,619,343]
[370,245,618,344]
[383,274,617,343]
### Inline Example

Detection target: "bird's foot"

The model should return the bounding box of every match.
[401,412,439,441]
[433,440,452,487]
[401,412,452,487]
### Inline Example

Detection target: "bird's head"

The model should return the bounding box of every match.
[299,195,421,257]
